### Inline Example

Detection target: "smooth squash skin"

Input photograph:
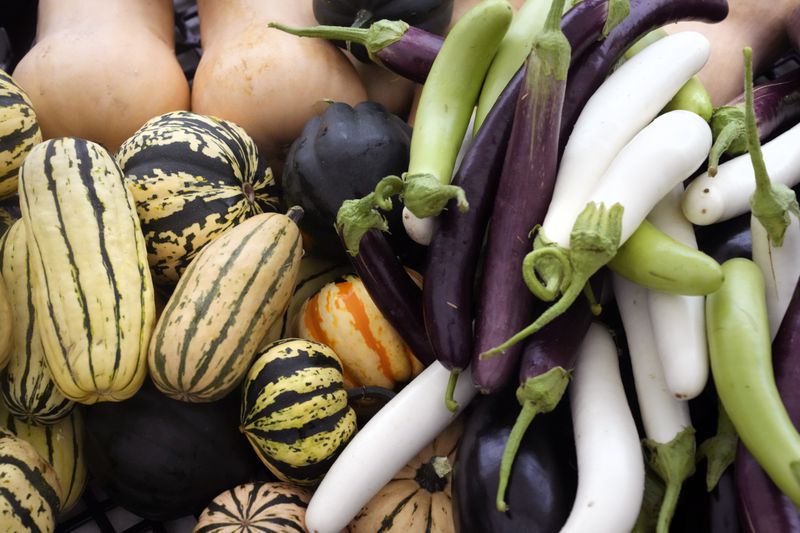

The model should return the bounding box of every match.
[192,0,367,170]
[12,0,190,153]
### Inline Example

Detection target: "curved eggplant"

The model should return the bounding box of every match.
[452,388,576,533]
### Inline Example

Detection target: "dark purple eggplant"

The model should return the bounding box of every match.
[342,228,436,366]
[470,0,570,395]
[694,212,752,263]
[560,0,730,148]
[453,389,576,533]
[734,272,800,533]
[708,67,800,175]
[312,0,452,63]
[495,273,599,511]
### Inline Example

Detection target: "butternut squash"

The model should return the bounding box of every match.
[12,0,190,153]
[192,0,367,170]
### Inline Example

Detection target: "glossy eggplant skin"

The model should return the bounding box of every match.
[83,379,267,521]
[453,389,576,533]
[312,0,453,62]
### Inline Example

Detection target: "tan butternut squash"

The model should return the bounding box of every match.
[12,0,190,153]
[192,0,367,170]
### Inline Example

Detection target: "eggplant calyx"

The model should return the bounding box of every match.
[697,402,738,492]
[335,175,404,255]
[643,426,696,533]
[708,106,746,176]
[495,367,571,512]
[401,172,469,218]
[480,202,622,359]
[267,20,409,65]
[602,0,631,38]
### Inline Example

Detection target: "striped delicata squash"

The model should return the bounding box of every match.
[0,427,61,532]
[117,110,281,284]
[0,69,41,200]
[0,220,73,424]
[18,138,156,404]
[240,338,357,486]
[194,482,312,532]
[149,209,303,402]
[0,399,87,514]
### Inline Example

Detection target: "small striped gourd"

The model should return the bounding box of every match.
[0,221,74,424]
[116,111,281,284]
[0,69,41,200]
[18,138,156,404]
[241,338,357,486]
[149,211,303,402]
[194,482,311,533]
[0,400,86,514]
[348,420,461,533]
[0,427,61,532]
[295,275,423,389]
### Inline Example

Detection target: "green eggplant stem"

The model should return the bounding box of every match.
[707,107,745,176]
[444,370,460,412]
[522,242,572,302]
[644,427,696,533]
[401,172,469,218]
[335,175,405,256]
[481,202,623,359]
[496,367,571,512]
[744,46,800,247]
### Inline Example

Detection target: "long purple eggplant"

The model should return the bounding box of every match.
[494,273,599,511]
[734,274,800,533]
[559,0,729,148]
[341,228,436,366]
[470,0,571,395]
[708,67,800,175]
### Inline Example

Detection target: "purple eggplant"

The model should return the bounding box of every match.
[708,67,800,175]
[341,228,436,366]
[734,274,800,532]
[452,389,576,533]
[560,0,730,148]
[470,0,571,394]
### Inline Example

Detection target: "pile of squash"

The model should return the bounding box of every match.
[0,0,518,531]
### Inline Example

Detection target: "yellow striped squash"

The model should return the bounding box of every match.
[148,210,303,402]
[18,138,156,404]
[240,338,357,486]
[0,275,10,372]
[295,275,424,390]
[194,482,311,533]
[0,69,41,200]
[116,111,281,284]
[0,221,74,424]
[0,427,61,532]
[0,400,86,514]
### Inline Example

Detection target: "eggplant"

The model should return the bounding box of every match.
[453,388,576,533]
[283,100,421,262]
[734,269,800,532]
[560,0,729,148]
[312,0,452,62]
[82,379,267,521]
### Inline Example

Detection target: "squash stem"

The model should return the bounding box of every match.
[496,367,570,512]
[744,46,800,247]
[285,205,304,224]
[444,370,460,412]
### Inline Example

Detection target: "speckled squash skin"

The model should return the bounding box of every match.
[295,275,424,389]
[240,338,357,486]
[0,70,41,200]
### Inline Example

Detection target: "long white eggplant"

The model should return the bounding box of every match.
[543,30,710,240]
[646,184,709,399]
[681,122,800,225]
[304,361,476,533]
[560,322,644,533]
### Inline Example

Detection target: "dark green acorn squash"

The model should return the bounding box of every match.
[282,101,416,258]
[312,0,453,62]
[82,379,268,521]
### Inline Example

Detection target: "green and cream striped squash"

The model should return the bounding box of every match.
[0,400,86,514]
[0,70,41,200]
[116,110,281,284]
[0,276,10,372]
[148,211,303,403]
[0,427,61,532]
[18,138,156,404]
[241,338,357,486]
[0,221,73,424]
[194,482,311,533]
